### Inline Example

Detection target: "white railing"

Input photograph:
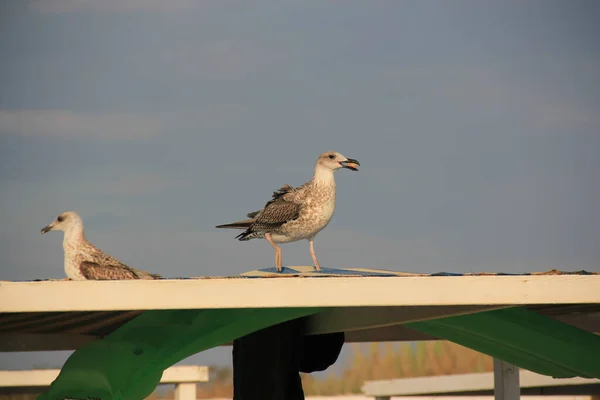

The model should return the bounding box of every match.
[362,364,600,400]
[0,365,209,400]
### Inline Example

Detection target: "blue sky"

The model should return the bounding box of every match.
[1,0,599,372]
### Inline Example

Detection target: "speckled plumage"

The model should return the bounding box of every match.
[216,151,360,271]
[41,211,161,281]
[238,181,336,243]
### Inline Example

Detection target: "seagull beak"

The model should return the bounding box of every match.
[340,158,360,171]
[40,225,52,234]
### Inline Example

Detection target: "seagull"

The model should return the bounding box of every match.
[216,151,360,272]
[41,211,161,280]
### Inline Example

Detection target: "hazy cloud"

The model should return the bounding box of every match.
[0,110,163,140]
[29,0,199,13]
[376,64,600,133]
[147,40,288,82]
[98,172,187,195]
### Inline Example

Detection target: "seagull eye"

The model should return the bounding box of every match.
[328,154,335,159]
[57,216,64,222]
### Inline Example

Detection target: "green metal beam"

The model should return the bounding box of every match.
[38,308,322,400]
[37,298,600,398]
[407,307,600,379]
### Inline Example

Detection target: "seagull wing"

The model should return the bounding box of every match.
[78,247,161,280]
[253,199,300,227]
[79,260,141,280]
[253,184,301,228]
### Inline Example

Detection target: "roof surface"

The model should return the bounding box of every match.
[2,267,599,399]
[1,267,598,351]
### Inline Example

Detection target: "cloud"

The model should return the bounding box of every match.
[0,109,163,140]
[376,63,600,133]
[148,40,288,82]
[29,0,199,13]
[95,172,185,195]
[437,68,600,132]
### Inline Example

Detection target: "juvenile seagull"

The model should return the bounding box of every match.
[41,211,161,280]
[216,151,360,271]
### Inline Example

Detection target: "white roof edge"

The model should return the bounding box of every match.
[1,274,599,312]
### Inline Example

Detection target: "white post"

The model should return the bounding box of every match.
[494,358,520,400]
[174,382,197,400]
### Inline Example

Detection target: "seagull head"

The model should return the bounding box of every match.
[41,211,83,234]
[317,151,360,172]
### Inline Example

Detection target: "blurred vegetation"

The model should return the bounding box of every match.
[301,341,492,396]
[1,341,493,399]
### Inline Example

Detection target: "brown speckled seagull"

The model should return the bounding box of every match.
[41,211,161,280]
[216,151,360,272]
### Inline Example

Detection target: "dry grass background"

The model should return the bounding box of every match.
[300,341,493,396]
[1,340,494,399]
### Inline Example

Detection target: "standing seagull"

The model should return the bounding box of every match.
[216,151,360,272]
[41,211,161,280]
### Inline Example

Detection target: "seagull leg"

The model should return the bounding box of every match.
[265,233,283,272]
[309,238,321,271]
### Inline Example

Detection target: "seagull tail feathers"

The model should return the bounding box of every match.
[215,220,257,241]
[215,219,253,230]
[234,228,255,241]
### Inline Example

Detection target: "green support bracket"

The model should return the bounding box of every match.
[38,307,322,400]
[37,303,600,398]
[407,307,600,379]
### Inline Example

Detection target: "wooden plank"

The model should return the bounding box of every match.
[0,333,96,352]
[1,275,598,313]
[307,305,509,334]
[0,370,60,388]
[0,325,438,353]
[161,365,209,383]
[362,370,600,397]
[0,365,209,388]
[0,327,435,353]
[1,306,598,352]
